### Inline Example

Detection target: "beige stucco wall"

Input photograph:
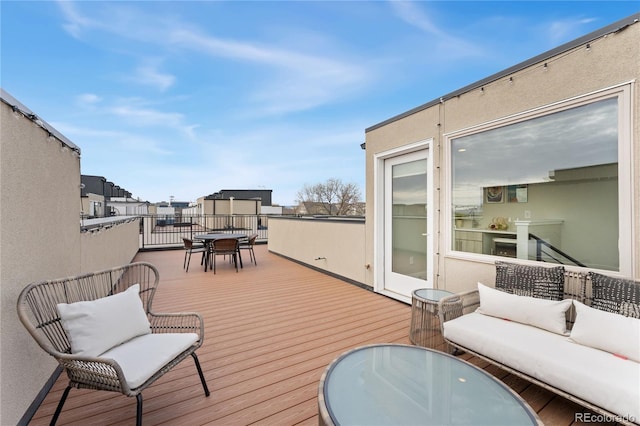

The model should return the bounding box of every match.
[365,18,640,294]
[80,219,141,273]
[268,217,367,285]
[199,198,261,215]
[81,192,105,217]
[0,101,82,424]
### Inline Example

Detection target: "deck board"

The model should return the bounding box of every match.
[28,245,616,425]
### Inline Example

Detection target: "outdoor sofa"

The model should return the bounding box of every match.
[439,261,640,425]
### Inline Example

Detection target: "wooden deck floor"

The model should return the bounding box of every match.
[29,246,614,425]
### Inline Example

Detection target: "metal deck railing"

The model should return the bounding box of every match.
[138,214,271,249]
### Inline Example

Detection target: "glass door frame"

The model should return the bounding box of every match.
[373,140,433,303]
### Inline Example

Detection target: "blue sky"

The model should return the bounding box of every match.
[2,1,638,205]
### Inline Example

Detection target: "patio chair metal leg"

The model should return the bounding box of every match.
[191,352,211,396]
[185,251,192,272]
[136,394,143,426]
[50,385,72,426]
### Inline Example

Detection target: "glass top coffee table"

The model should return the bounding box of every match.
[318,344,542,426]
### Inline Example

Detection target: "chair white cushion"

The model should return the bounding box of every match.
[100,333,199,389]
[57,284,151,357]
[476,282,572,335]
[444,312,640,421]
[570,301,640,362]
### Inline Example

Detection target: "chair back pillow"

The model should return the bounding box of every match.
[57,284,151,357]
[570,300,640,362]
[588,272,640,318]
[495,261,565,300]
[477,282,572,335]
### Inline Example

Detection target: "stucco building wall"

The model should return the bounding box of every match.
[0,99,82,424]
[364,15,640,293]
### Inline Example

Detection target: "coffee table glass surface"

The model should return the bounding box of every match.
[319,344,540,426]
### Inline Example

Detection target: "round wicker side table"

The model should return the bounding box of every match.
[409,288,455,350]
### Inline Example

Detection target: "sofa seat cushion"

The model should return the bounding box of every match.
[443,313,640,421]
[100,333,199,389]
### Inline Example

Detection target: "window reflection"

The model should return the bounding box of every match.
[393,159,428,278]
[451,98,619,271]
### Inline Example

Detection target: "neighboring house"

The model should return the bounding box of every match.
[81,175,138,216]
[108,196,150,216]
[362,13,640,302]
[207,189,273,206]
[193,196,262,216]
[261,205,284,215]
[81,192,105,218]
[81,175,133,199]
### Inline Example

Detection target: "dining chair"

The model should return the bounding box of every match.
[238,233,258,265]
[182,238,207,272]
[210,238,240,273]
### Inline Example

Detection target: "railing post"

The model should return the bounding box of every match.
[141,216,145,249]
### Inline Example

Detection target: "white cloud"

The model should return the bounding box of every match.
[546,17,598,44]
[388,0,479,57]
[76,93,102,107]
[130,62,176,92]
[98,97,198,138]
[389,1,447,38]
[168,29,372,115]
[57,0,96,38]
[56,2,374,116]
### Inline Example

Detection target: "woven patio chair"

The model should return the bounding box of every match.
[210,238,240,273]
[238,233,258,265]
[182,237,207,272]
[16,262,210,426]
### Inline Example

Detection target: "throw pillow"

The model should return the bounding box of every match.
[570,301,640,362]
[57,284,151,357]
[495,261,565,300]
[589,272,640,318]
[477,282,572,335]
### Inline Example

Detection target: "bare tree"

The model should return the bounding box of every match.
[296,178,362,216]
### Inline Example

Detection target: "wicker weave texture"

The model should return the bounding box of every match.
[16,262,205,397]
[495,261,565,300]
[589,272,640,318]
[438,264,639,426]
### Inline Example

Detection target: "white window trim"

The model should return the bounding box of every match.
[373,139,433,296]
[443,82,635,276]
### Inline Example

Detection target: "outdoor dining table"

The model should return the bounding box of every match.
[194,233,247,272]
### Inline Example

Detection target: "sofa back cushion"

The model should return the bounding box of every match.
[57,284,151,357]
[495,261,565,300]
[570,300,640,362]
[588,272,640,318]
[477,282,573,335]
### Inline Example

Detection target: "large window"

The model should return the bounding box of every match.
[450,90,629,272]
